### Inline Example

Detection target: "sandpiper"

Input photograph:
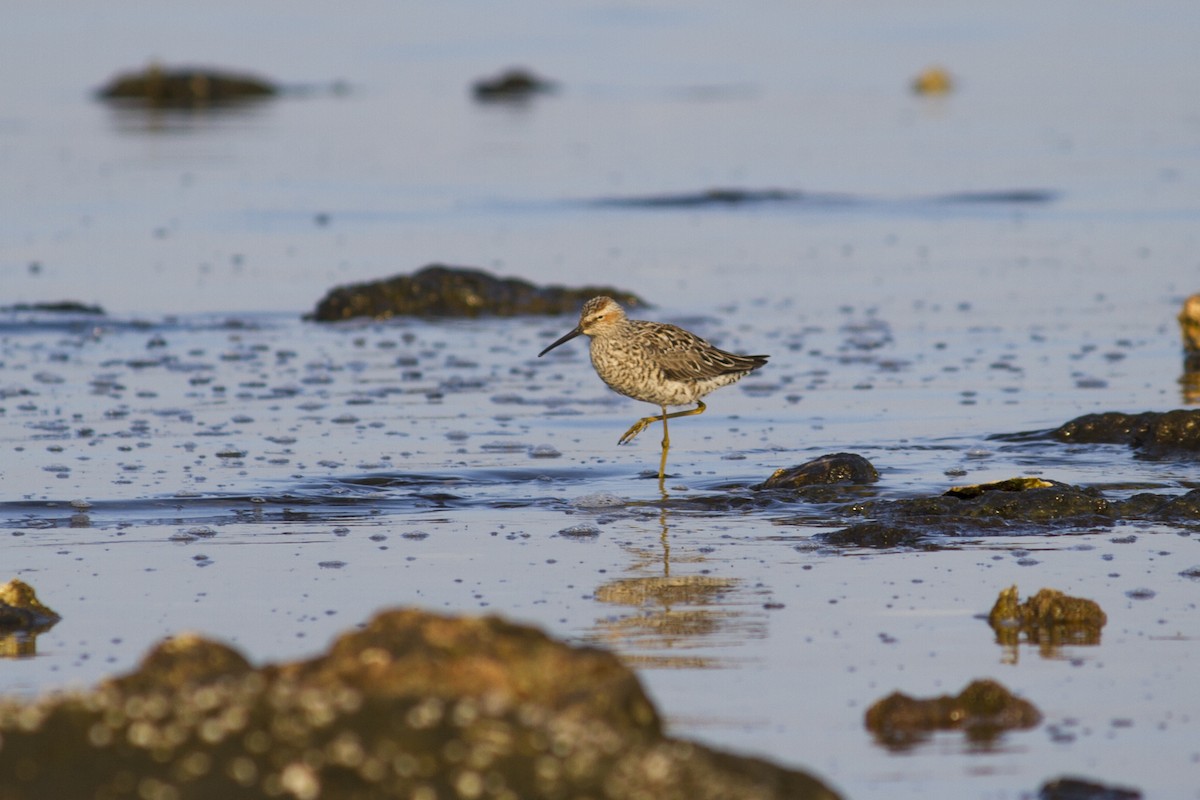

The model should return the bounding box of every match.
[538,296,768,482]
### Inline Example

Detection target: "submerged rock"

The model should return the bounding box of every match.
[864,679,1041,749]
[0,608,841,800]
[308,264,645,321]
[760,452,879,491]
[1038,776,1142,800]
[0,301,105,315]
[847,479,1113,534]
[988,585,1107,648]
[97,63,277,107]
[817,521,932,550]
[472,68,556,101]
[812,478,1200,547]
[1050,410,1200,455]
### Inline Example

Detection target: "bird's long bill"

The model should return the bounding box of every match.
[538,325,583,357]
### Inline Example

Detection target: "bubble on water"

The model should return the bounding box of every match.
[558,524,601,538]
[570,493,625,509]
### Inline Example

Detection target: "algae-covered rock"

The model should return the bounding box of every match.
[944,477,1056,499]
[0,607,841,800]
[911,65,954,95]
[988,585,1107,649]
[864,678,1041,749]
[308,264,646,321]
[97,62,277,107]
[0,579,61,630]
[0,579,61,659]
[760,453,879,490]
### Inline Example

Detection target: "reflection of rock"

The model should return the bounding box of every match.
[760,452,879,491]
[308,264,645,321]
[1179,293,1200,355]
[864,679,1041,750]
[97,62,277,107]
[0,579,61,658]
[472,68,556,102]
[0,608,840,800]
[988,585,1107,653]
[1050,410,1200,455]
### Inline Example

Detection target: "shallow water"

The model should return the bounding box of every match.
[3,2,1200,798]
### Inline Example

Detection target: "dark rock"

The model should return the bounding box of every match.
[472,68,556,101]
[1121,488,1200,520]
[864,678,1041,749]
[307,264,645,321]
[987,585,1106,648]
[0,608,841,800]
[760,453,879,490]
[1050,410,1200,455]
[1039,776,1142,800]
[97,63,277,107]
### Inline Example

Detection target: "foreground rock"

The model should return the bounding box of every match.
[97,63,277,107]
[1049,410,1200,455]
[988,585,1107,648]
[0,608,841,800]
[864,679,1041,749]
[308,264,645,321]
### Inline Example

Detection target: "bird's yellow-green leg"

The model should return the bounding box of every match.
[658,409,670,482]
[617,401,707,445]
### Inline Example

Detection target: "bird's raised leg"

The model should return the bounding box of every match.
[618,401,708,445]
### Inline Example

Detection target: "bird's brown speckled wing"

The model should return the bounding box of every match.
[634,322,768,381]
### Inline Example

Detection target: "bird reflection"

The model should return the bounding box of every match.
[585,494,764,669]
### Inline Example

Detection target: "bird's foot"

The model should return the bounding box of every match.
[618,417,657,445]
